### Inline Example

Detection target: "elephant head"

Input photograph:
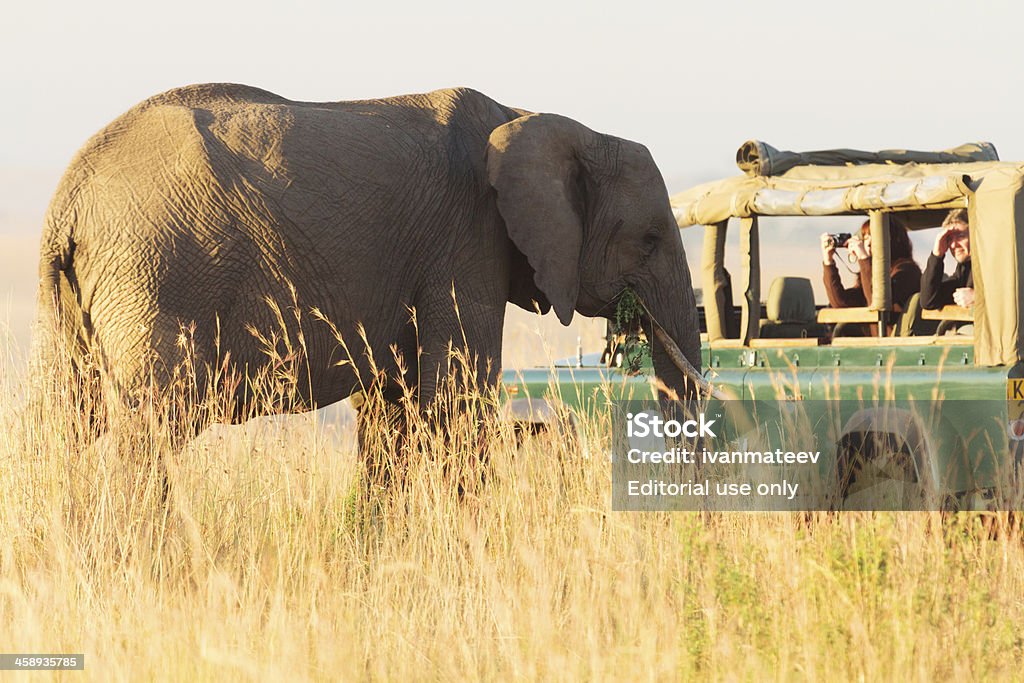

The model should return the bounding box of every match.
[486,113,704,401]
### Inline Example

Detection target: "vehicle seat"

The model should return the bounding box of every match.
[898,293,939,336]
[759,277,827,338]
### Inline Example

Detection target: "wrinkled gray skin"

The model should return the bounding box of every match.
[37,84,700,435]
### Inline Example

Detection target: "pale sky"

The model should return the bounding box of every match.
[3,0,1023,299]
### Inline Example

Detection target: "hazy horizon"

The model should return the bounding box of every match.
[4,0,1023,344]
[8,2,1024,178]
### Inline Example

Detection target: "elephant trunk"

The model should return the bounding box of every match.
[634,237,705,404]
[650,326,720,400]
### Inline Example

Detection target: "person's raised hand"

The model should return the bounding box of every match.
[933,226,956,257]
[849,235,870,261]
[821,233,836,266]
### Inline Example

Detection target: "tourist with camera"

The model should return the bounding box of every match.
[820,218,921,334]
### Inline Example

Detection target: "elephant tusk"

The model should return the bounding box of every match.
[652,326,728,401]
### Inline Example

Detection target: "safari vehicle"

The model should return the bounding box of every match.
[502,140,1024,508]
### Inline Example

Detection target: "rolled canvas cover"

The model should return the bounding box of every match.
[736,140,999,177]
[672,167,977,228]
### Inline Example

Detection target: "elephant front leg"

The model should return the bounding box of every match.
[414,298,503,420]
[414,297,504,496]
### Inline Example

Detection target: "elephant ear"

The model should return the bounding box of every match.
[487,113,591,326]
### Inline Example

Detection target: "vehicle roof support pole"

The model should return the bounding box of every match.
[701,220,729,341]
[739,216,760,344]
[869,211,892,336]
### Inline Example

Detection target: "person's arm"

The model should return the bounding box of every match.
[823,262,867,308]
[919,253,956,310]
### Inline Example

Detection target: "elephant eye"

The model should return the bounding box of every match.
[641,228,661,253]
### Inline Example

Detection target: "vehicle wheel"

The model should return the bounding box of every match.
[837,432,925,510]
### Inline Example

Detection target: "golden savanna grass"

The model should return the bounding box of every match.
[1,283,1024,681]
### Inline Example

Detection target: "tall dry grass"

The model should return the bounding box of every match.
[1,315,1024,682]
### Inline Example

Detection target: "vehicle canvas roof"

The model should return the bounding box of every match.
[670,141,1024,366]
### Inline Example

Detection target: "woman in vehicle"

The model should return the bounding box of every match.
[820,217,921,334]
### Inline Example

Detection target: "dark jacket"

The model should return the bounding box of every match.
[919,254,973,310]
[823,256,922,336]
[823,256,922,311]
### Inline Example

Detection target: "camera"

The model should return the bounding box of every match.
[827,232,852,249]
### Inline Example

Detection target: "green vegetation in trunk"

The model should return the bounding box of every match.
[615,287,651,372]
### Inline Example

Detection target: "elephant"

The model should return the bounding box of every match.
[36,84,706,449]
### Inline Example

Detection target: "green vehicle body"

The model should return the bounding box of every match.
[501,142,1024,505]
[503,338,1018,503]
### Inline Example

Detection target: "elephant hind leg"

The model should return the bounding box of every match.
[81,350,211,509]
[28,355,112,500]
